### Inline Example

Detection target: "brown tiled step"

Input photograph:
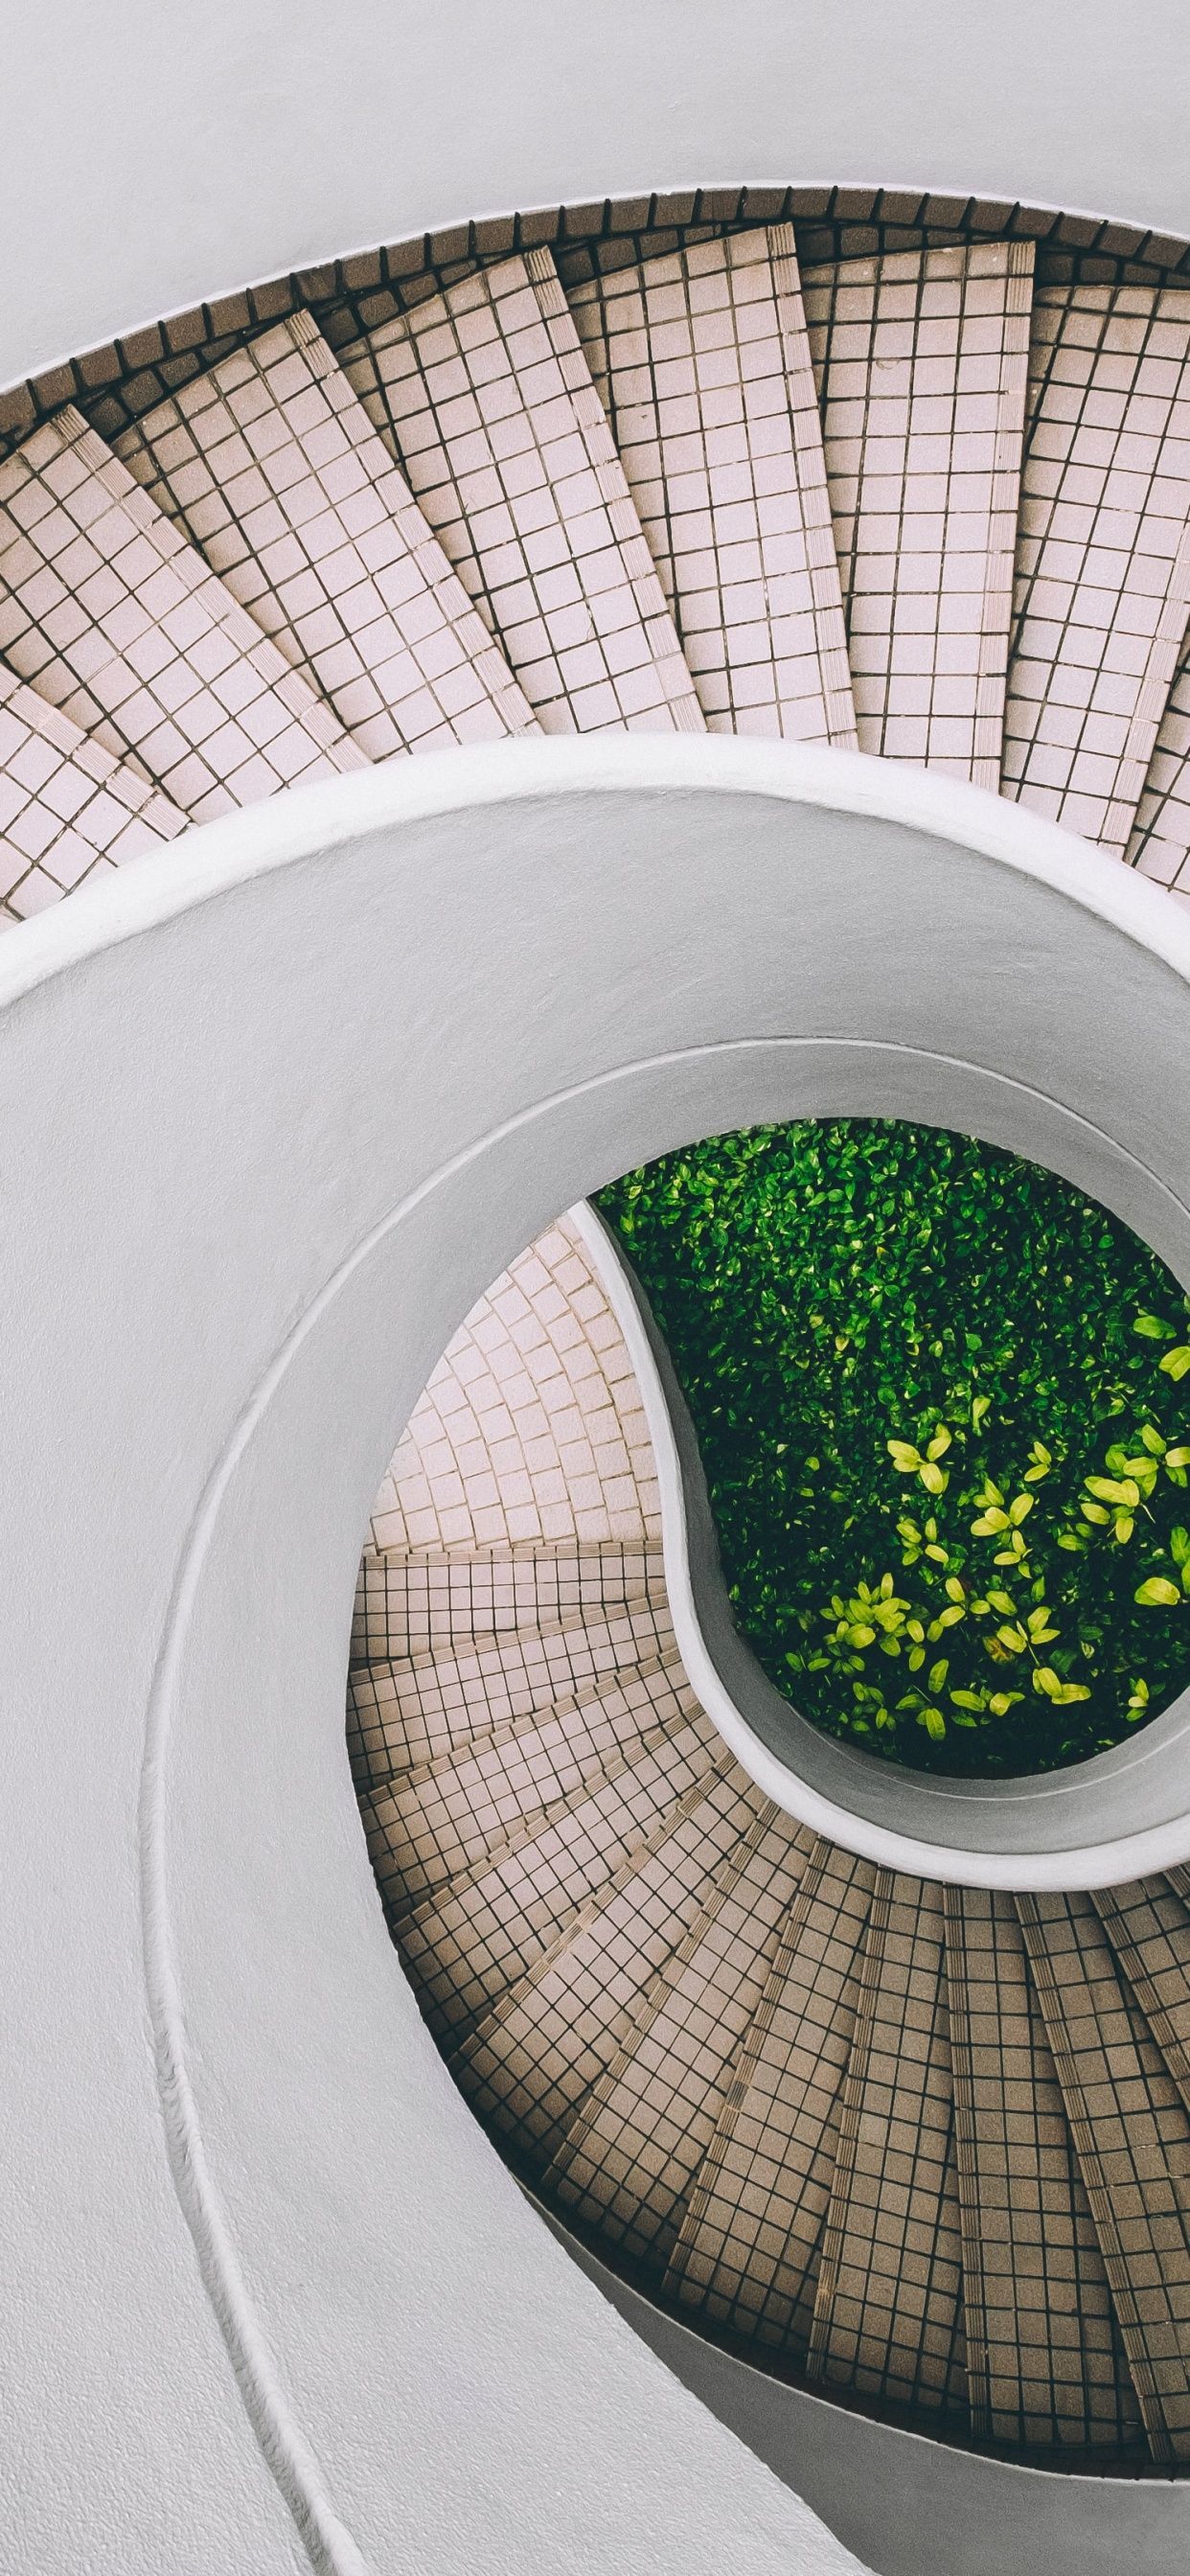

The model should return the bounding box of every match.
[660,1839,875,2356]
[1092,1874,1190,2112]
[567,226,857,745]
[355,1652,687,1916]
[944,1886,1147,2458]
[393,1704,720,2038]
[804,1874,968,2425]
[347,1597,676,1781]
[433,1741,742,2062]
[1017,1888,1190,2465]
[544,1806,813,2274]
[452,1761,768,2160]
[1001,284,1190,854]
[350,1541,666,1665]
[0,662,185,924]
[801,241,1033,787]
[335,251,705,735]
[112,313,537,758]
[1124,636,1190,908]
[0,409,363,818]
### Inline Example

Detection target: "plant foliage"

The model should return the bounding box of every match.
[596,1119,1190,1777]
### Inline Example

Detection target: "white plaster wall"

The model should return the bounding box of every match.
[3,0,1190,392]
[3,739,1189,2573]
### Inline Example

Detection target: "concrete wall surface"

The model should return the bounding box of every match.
[3,737,1188,2573]
[2,2,1189,392]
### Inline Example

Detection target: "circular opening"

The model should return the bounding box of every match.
[596,1117,1190,1780]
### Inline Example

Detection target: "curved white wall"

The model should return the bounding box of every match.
[4,0,1190,393]
[3,739,1188,2573]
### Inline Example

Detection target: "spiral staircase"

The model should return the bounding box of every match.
[5,167,1190,2576]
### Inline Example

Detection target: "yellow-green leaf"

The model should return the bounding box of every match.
[1135,1576,1180,1607]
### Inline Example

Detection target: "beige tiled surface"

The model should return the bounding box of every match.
[1093,1875,1190,2110]
[663,1839,874,2352]
[568,227,857,743]
[351,1542,663,1664]
[347,1596,675,1778]
[359,1655,688,1915]
[548,1805,812,2272]
[398,1702,719,2040]
[113,314,537,758]
[456,1762,766,2162]
[1018,1889,1190,2464]
[805,1875,967,2417]
[0,410,362,819]
[945,1886,1144,2454]
[337,252,705,734]
[0,662,185,922]
[803,243,1034,783]
[1125,635,1190,907]
[1001,285,1190,853]
[367,1218,661,1553]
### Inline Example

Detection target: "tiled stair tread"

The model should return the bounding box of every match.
[1001,283,1190,855]
[662,1840,875,2355]
[356,1653,688,1909]
[546,1808,812,2269]
[944,1886,1147,2454]
[1018,1889,1190,2464]
[566,226,858,744]
[1093,1876,1190,2107]
[0,663,185,923]
[454,1762,768,2157]
[394,1710,719,2036]
[804,1874,967,2419]
[335,250,706,735]
[0,409,364,818]
[112,313,537,758]
[438,1745,741,2060]
[1125,634,1190,906]
[351,1542,665,1663]
[801,241,1034,784]
[347,1598,676,1777]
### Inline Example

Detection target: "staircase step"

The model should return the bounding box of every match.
[804,1874,967,2424]
[1017,1889,1190,2465]
[350,1542,665,1665]
[336,251,705,735]
[0,410,363,817]
[112,313,537,757]
[567,225,857,744]
[1092,1874,1190,2111]
[546,1806,812,2272]
[347,1598,675,1780]
[802,242,1034,784]
[661,1839,875,2356]
[944,1886,1146,2457]
[1001,284,1190,854]
[1124,635,1190,907]
[0,663,185,923]
[356,1654,687,1915]
[394,1703,719,2036]
[454,1763,768,2161]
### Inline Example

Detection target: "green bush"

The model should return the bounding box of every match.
[596,1119,1190,1777]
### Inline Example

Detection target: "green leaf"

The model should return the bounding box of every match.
[1134,1313,1167,1339]
[887,1440,921,1472]
[1135,1576,1181,1607]
[1140,1423,1167,1457]
[919,1461,949,1495]
[920,1705,947,1740]
[1159,1346,1190,1382]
